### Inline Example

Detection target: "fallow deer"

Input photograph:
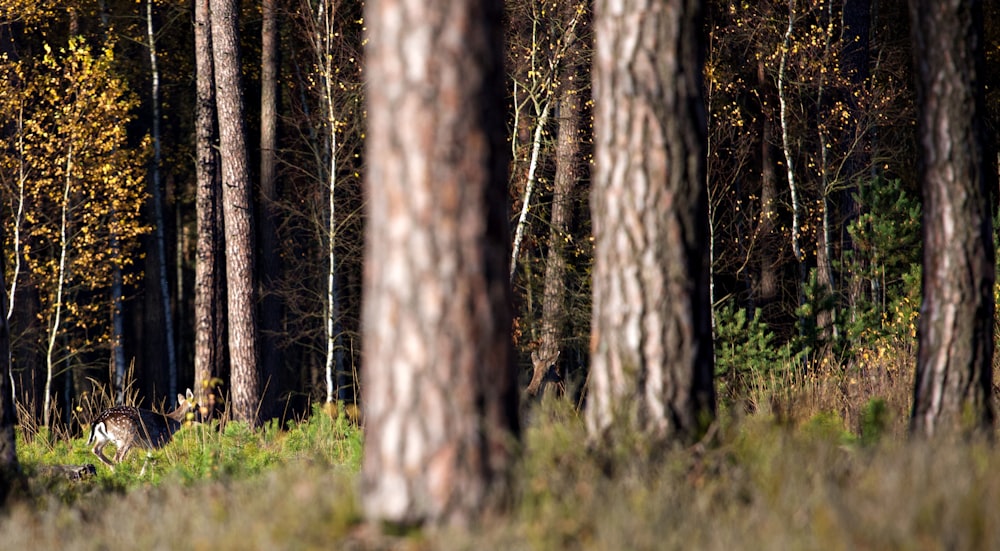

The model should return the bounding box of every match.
[87,389,196,469]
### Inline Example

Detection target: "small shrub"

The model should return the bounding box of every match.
[859,398,890,447]
[801,410,855,446]
[714,299,795,405]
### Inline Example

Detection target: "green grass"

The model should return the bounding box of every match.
[5,343,1000,549]
[16,403,363,487]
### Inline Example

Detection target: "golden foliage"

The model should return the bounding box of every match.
[0,37,150,359]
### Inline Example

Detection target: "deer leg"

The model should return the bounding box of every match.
[92,441,116,467]
[113,441,132,464]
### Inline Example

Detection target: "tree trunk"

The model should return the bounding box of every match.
[507,9,582,283]
[815,0,836,347]
[586,0,715,446]
[526,86,580,397]
[258,0,282,421]
[7,107,27,403]
[909,0,995,437]
[757,59,779,317]
[361,0,519,527]
[778,0,802,268]
[211,0,261,426]
[303,0,350,406]
[509,99,551,283]
[0,219,21,504]
[194,0,221,414]
[44,146,74,428]
[146,0,178,400]
[111,234,125,404]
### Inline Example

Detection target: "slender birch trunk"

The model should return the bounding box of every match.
[44,147,74,428]
[509,99,551,282]
[508,6,581,281]
[147,0,178,398]
[7,106,27,400]
[778,0,801,266]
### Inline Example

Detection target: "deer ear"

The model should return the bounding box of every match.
[186,388,194,400]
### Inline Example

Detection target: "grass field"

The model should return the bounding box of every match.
[4,341,1000,550]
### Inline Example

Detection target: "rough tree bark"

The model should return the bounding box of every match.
[211,0,261,426]
[361,0,519,527]
[586,0,715,445]
[194,0,221,414]
[909,0,995,437]
[527,84,581,397]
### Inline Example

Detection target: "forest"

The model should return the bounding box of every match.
[0,0,992,434]
[0,0,999,545]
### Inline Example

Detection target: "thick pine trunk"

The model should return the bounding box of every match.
[586,0,715,445]
[361,0,518,527]
[211,0,261,426]
[194,0,221,414]
[909,0,994,437]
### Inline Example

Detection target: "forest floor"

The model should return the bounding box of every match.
[5,341,1000,550]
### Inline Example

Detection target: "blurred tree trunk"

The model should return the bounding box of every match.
[258,0,282,421]
[211,0,261,426]
[0,221,21,504]
[526,82,581,397]
[909,0,995,437]
[586,0,715,446]
[361,0,519,527]
[194,0,222,414]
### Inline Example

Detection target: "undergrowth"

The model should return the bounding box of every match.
[15,403,363,494]
[4,336,1000,549]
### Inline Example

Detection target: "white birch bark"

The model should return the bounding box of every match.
[302,0,348,404]
[44,147,73,428]
[508,5,581,281]
[509,99,551,282]
[147,0,178,398]
[778,0,801,265]
[6,107,26,400]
